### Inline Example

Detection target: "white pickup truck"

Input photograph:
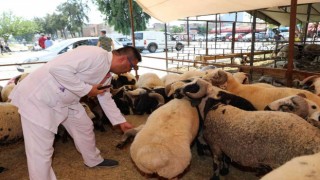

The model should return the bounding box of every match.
[134,31,184,53]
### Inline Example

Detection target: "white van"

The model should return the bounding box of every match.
[134,31,184,53]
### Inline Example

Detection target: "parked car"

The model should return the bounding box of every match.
[219,32,232,41]
[16,37,123,72]
[242,33,269,42]
[228,33,245,41]
[193,34,205,41]
[116,37,132,46]
[134,31,184,53]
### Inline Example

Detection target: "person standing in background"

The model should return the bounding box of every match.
[45,37,53,48]
[38,33,47,49]
[97,30,114,52]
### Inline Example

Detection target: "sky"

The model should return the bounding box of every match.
[0,0,104,24]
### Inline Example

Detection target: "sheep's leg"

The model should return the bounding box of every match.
[219,154,230,176]
[210,154,221,180]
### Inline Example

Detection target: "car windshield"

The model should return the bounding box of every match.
[44,39,76,52]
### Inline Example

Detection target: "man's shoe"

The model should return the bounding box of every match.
[96,159,119,168]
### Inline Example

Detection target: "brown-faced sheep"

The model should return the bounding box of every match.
[203,69,320,110]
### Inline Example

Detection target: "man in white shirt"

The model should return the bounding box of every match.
[9,46,141,180]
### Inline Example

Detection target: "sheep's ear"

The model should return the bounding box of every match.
[296,93,306,98]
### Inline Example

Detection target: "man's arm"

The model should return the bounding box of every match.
[97,41,101,47]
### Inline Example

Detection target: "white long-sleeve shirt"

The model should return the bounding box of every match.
[10,46,126,133]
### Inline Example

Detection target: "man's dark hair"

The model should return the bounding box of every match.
[101,30,106,34]
[113,46,142,62]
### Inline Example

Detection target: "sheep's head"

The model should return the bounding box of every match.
[111,73,137,89]
[233,72,249,84]
[299,75,320,96]
[202,69,228,88]
[264,93,319,119]
[124,88,165,115]
[165,78,195,98]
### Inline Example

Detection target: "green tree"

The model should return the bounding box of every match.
[93,0,151,35]
[57,0,89,37]
[171,25,184,33]
[0,11,39,43]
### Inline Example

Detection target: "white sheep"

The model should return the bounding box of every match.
[175,78,320,179]
[203,69,320,110]
[264,93,320,120]
[232,72,249,84]
[0,102,22,145]
[261,152,320,180]
[180,70,206,80]
[160,73,182,86]
[130,98,199,179]
[136,72,164,89]
[1,83,15,102]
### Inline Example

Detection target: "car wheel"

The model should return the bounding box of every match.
[148,44,157,53]
[175,43,183,51]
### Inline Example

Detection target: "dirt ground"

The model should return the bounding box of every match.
[0,114,261,180]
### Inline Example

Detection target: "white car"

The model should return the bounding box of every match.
[16,37,123,72]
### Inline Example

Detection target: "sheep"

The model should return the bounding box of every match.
[172,78,256,157]
[261,152,320,180]
[130,98,199,179]
[276,44,300,59]
[264,93,319,120]
[232,72,249,84]
[0,102,22,145]
[1,83,15,102]
[124,87,168,115]
[111,72,137,89]
[298,75,320,96]
[203,69,320,110]
[257,75,286,87]
[110,85,135,115]
[306,111,320,129]
[160,73,182,86]
[1,73,29,102]
[180,70,206,80]
[303,44,320,61]
[176,79,320,179]
[136,73,164,89]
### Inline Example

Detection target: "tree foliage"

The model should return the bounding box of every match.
[57,0,90,37]
[171,25,184,33]
[93,0,151,35]
[0,11,39,42]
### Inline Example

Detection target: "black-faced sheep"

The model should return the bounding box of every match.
[203,69,320,110]
[130,98,199,179]
[124,87,169,115]
[264,93,319,120]
[0,103,22,145]
[261,152,320,180]
[111,72,137,89]
[176,79,320,179]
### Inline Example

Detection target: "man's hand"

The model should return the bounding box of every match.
[87,84,109,97]
[119,122,134,133]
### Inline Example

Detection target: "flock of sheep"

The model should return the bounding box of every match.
[1,67,320,179]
